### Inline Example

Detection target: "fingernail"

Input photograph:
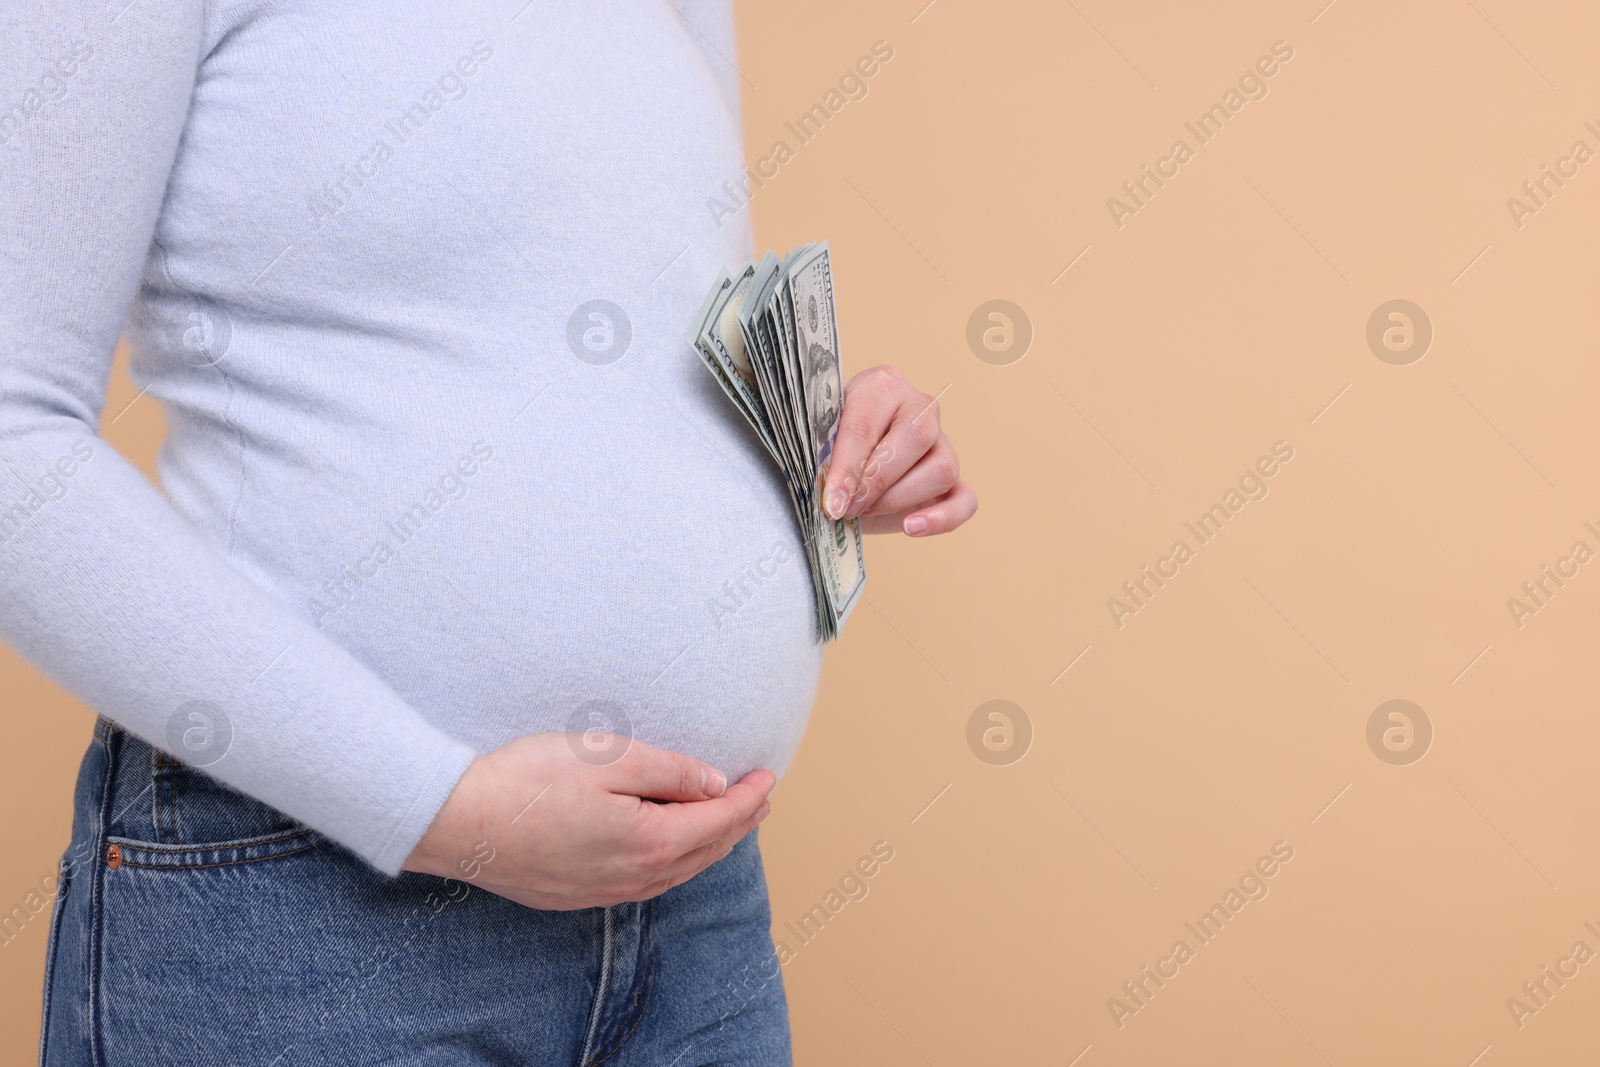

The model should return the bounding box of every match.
[904,515,929,536]
[826,488,848,519]
[702,767,727,797]
[755,801,772,820]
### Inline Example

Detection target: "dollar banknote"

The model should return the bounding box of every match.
[688,241,866,641]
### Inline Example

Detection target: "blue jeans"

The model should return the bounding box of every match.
[40,718,791,1066]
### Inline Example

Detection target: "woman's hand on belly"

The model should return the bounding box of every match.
[401,734,775,910]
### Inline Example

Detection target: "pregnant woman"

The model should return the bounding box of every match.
[2,2,975,1064]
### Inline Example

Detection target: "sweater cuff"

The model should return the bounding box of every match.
[366,737,481,878]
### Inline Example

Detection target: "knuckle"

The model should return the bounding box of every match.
[626,828,669,867]
[608,744,638,777]
[642,840,677,870]
[861,442,896,482]
[837,418,876,451]
[865,364,900,389]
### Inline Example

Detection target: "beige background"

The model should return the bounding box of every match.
[7,0,1600,1062]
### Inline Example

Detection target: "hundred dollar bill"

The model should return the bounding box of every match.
[691,267,780,463]
[784,243,864,631]
[688,271,756,425]
[687,240,866,640]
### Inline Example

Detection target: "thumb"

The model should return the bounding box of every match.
[604,739,728,802]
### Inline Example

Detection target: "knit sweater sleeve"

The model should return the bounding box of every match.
[0,1,479,876]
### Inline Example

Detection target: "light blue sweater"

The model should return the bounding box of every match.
[0,0,822,875]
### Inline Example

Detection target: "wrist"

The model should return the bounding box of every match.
[400,754,483,877]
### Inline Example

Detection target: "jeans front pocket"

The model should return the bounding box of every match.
[90,814,597,1067]
[102,824,328,873]
[95,821,342,1066]
[100,717,312,853]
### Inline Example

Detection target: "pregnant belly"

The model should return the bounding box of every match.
[240,392,825,783]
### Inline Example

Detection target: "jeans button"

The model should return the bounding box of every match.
[105,844,122,870]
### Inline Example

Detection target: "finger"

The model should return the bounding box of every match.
[859,512,912,535]
[473,881,593,912]
[841,395,942,520]
[636,799,772,899]
[859,434,959,517]
[603,738,729,801]
[646,768,776,857]
[899,479,978,536]
[858,479,978,536]
[821,366,902,520]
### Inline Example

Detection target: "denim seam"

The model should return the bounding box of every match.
[35,855,71,1067]
[152,759,180,848]
[577,906,617,1067]
[86,723,122,1067]
[586,900,659,1067]
[586,969,655,1067]
[152,748,176,844]
[107,824,325,866]
[111,837,326,871]
[110,825,322,850]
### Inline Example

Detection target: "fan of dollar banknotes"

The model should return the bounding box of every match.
[688,241,866,641]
